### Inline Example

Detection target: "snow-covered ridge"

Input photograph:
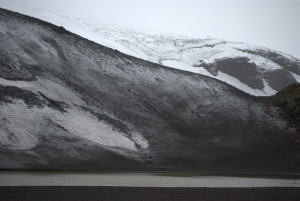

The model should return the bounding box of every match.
[1,6,300,96]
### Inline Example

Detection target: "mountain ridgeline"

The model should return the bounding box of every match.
[0,8,299,172]
[1,6,299,96]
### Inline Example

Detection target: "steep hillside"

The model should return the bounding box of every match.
[0,8,299,172]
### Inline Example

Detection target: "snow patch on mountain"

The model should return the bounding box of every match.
[50,106,143,151]
[162,60,202,74]
[0,99,148,151]
[214,72,273,96]
[0,100,41,149]
[0,75,149,151]
[0,77,85,106]
[0,77,34,88]
[291,71,300,82]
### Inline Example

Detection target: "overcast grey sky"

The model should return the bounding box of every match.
[1,0,299,58]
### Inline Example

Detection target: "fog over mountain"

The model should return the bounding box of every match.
[1,0,299,58]
[0,8,299,171]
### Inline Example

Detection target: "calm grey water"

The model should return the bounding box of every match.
[0,171,300,187]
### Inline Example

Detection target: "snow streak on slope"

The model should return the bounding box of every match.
[0,5,299,97]
[0,76,148,151]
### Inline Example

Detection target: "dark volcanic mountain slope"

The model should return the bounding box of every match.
[0,8,299,172]
[272,83,300,131]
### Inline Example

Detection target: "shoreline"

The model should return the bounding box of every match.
[1,170,300,178]
[1,171,300,187]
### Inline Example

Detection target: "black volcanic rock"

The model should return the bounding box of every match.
[201,57,264,90]
[0,8,299,172]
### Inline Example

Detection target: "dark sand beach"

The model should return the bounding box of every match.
[1,186,300,201]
